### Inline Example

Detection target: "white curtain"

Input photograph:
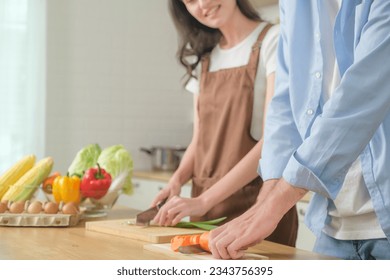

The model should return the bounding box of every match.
[0,0,46,172]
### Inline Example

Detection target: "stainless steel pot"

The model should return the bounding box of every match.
[140,146,186,171]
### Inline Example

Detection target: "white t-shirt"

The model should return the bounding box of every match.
[186,22,279,141]
[320,0,385,240]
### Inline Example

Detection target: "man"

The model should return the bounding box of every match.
[209,0,390,260]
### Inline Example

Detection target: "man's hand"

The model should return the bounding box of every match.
[209,178,307,259]
[209,200,279,259]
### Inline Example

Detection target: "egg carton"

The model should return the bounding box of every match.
[0,212,82,227]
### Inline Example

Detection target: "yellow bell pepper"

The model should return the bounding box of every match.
[52,175,81,204]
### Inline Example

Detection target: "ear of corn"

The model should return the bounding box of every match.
[0,154,36,200]
[2,157,54,202]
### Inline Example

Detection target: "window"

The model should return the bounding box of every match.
[0,0,46,172]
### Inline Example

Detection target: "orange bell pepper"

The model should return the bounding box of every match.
[52,174,81,204]
[41,171,61,194]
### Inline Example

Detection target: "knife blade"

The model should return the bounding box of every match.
[178,244,208,255]
[178,245,269,259]
[135,198,167,226]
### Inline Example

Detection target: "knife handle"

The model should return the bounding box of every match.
[156,198,167,210]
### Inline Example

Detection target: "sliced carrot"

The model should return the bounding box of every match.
[171,235,194,252]
[170,232,210,252]
[199,231,210,252]
[190,234,200,244]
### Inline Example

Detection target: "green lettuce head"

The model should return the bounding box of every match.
[68,143,101,177]
[97,145,133,195]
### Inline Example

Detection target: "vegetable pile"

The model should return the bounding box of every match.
[66,143,133,199]
[41,143,133,205]
[0,143,133,209]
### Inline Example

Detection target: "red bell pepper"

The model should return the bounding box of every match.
[80,163,112,199]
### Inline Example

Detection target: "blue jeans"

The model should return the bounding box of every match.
[313,232,390,260]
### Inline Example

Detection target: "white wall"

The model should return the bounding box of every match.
[250,0,278,8]
[45,0,193,173]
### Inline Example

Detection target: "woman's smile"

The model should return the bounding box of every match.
[204,5,221,18]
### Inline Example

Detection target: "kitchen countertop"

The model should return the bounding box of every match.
[0,206,334,260]
[133,170,313,203]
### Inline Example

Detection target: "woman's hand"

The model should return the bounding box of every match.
[150,185,178,207]
[153,195,209,226]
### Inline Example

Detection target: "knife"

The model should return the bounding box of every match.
[178,245,269,259]
[178,244,208,255]
[135,198,167,226]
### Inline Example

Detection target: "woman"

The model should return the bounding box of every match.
[152,0,298,247]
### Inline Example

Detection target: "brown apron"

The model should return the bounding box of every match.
[192,24,298,247]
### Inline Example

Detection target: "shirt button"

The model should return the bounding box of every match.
[315,72,322,79]
[307,109,314,115]
[315,32,320,41]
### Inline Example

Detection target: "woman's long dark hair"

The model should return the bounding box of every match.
[169,0,261,84]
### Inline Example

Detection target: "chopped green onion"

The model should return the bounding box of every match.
[174,217,227,230]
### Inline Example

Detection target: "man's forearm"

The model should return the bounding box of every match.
[264,178,307,220]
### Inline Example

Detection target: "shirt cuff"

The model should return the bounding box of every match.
[258,158,284,180]
[282,151,340,199]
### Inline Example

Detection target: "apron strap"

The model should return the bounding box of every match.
[201,53,211,74]
[200,53,210,92]
[248,23,273,81]
[201,23,273,82]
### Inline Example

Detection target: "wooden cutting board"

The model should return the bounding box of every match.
[85,219,205,243]
[144,243,269,260]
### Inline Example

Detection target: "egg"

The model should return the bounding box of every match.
[44,202,59,214]
[9,201,25,214]
[27,201,43,214]
[0,202,8,213]
[61,202,79,215]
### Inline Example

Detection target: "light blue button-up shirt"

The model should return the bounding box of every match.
[259,0,390,241]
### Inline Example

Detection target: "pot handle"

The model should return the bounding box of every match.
[140,147,152,155]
